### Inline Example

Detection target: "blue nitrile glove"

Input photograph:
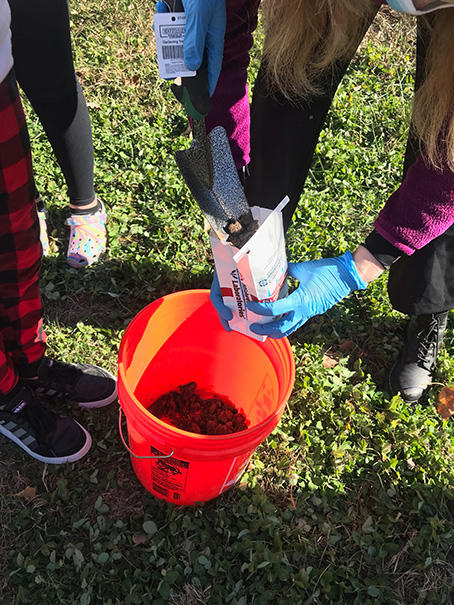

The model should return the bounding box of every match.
[210,270,232,332]
[155,0,226,95]
[247,251,368,339]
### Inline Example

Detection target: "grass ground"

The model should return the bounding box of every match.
[1,3,453,604]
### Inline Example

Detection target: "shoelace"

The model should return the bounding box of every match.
[32,359,81,399]
[416,318,440,369]
[21,399,57,444]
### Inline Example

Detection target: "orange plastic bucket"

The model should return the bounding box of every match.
[117,289,295,505]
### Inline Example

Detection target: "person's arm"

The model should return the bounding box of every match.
[212,149,454,338]
[156,0,226,97]
[373,151,454,254]
[246,153,454,338]
[352,244,385,282]
[245,251,369,338]
[209,245,385,337]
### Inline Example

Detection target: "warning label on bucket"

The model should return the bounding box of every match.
[150,447,189,498]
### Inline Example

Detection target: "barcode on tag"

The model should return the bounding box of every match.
[154,12,196,79]
[163,45,183,60]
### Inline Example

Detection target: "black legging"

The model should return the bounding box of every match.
[9,0,95,207]
[245,14,454,316]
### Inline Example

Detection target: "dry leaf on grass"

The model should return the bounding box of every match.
[339,339,354,351]
[13,486,37,501]
[437,385,454,419]
[322,350,340,369]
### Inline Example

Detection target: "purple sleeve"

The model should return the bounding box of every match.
[204,0,260,169]
[374,153,454,255]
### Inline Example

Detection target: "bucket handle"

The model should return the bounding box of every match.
[118,408,174,460]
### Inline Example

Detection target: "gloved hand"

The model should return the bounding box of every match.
[155,0,226,95]
[247,251,368,339]
[210,270,232,332]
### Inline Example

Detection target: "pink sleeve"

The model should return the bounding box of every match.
[374,153,454,255]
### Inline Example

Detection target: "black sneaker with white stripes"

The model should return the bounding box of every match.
[23,357,117,409]
[0,383,91,464]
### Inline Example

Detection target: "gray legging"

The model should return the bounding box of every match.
[9,0,95,207]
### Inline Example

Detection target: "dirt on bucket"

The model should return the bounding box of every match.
[150,382,248,435]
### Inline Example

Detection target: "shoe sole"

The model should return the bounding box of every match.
[77,368,118,409]
[0,420,92,465]
[66,253,105,269]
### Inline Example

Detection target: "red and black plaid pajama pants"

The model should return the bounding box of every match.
[0,69,46,395]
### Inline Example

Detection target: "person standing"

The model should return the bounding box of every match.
[8,0,107,268]
[0,0,117,463]
[209,0,454,404]
[157,1,453,402]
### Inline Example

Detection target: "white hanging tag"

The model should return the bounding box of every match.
[154,12,196,79]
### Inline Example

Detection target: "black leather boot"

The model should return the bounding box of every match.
[389,312,449,403]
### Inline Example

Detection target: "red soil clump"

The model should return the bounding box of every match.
[151,382,248,435]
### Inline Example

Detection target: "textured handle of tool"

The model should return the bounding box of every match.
[167,0,211,120]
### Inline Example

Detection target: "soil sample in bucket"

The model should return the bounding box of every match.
[151,382,248,435]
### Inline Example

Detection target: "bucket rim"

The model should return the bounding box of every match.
[118,289,295,443]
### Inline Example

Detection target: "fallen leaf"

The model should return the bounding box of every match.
[132,534,147,545]
[437,385,454,419]
[339,339,354,351]
[13,486,37,501]
[322,350,340,369]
